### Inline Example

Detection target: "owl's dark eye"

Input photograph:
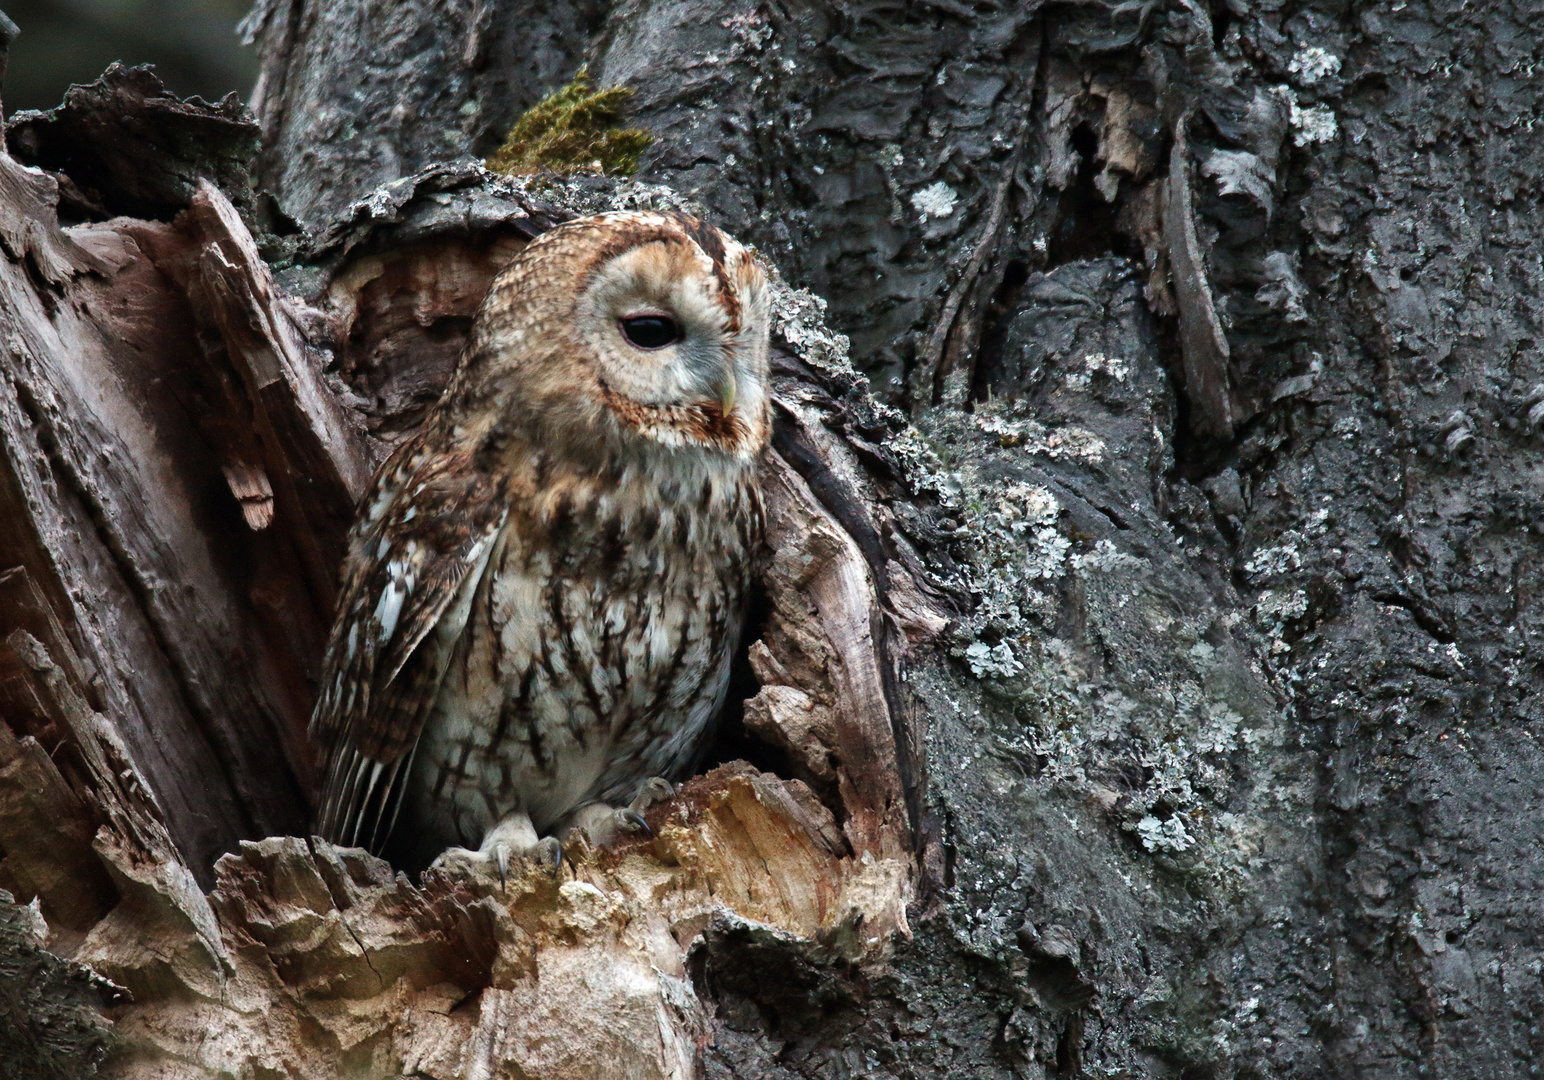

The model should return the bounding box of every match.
[620,314,683,350]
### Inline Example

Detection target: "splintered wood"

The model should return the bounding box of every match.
[107,765,908,1080]
[0,139,920,1076]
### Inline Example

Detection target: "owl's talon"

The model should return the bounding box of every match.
[564,801,656,846]
[630,777,675,813]
[536,836,564,876]
[495,842,510,892]
[429,812,558,888]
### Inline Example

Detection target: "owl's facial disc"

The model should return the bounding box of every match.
[576,236,765,450]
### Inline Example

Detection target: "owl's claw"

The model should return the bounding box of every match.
[535,836,564,876]
[630,777,675,813]
[496,837,561,886]
[565,803,647,846]
[563,779,677,847]
[432,811,561,887]
[495,842,510,892]
[619,808,651,836]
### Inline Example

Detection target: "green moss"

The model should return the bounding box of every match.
[485,67,653,178]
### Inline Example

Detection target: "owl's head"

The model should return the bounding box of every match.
[461,211,771,464]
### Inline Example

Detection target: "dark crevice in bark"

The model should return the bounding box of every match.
[968,257,1032,405]
[1045,124,1142,269]
[1366,590,1456,646]
[702,580,809,792]
[770,408,892,598]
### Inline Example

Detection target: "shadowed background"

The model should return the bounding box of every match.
[4,0,254,113]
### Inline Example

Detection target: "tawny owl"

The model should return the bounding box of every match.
[311,211,769,874]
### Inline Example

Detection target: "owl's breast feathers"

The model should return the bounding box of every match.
[312,421,762,849]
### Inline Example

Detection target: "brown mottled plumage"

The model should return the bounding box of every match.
[312,211,769,869]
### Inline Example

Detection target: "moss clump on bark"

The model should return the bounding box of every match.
[486,68,652,177]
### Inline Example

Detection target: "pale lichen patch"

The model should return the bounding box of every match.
[1272,86,1338,146]
[769,278,856,377]
[910,181,958,220]
[1288,46,1342,85]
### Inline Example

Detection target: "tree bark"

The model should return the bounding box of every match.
[2,0,1541,1077]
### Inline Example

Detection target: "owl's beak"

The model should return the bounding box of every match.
[711,369,737,416]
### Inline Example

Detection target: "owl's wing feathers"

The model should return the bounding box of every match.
[313,448,509,848]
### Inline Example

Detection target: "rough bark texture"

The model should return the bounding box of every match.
[2,0,1542,1076]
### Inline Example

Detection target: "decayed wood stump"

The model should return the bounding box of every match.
[0,78,943,1077]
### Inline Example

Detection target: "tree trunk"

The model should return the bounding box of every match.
[2,0,1540,1077]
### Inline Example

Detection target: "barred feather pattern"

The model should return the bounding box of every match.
[398,451,761,865]
[311,436,512,850]
[310,211,770,862]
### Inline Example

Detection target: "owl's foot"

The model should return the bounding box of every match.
[631,776,676,813]
[564,778,676,847]
[432,812,563,890]
[566,803,649,846]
